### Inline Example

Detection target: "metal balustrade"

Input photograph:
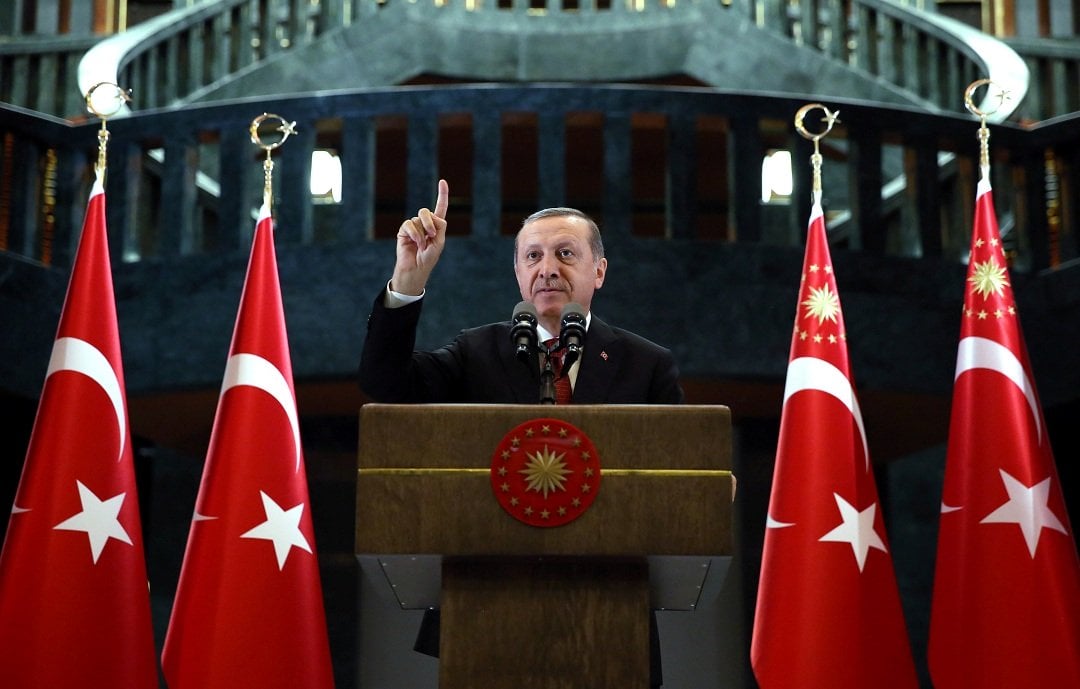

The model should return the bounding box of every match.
[1007,36,1080,121]
[2,84,1077,272]
[67,1,1016,118]
[0,36,99,118]
[9,2,1079,126]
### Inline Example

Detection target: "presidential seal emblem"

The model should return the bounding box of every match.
[490,418,601,527]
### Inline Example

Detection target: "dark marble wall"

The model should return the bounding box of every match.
[3,232,1079,688]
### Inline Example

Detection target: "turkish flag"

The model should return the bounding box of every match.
[751,199,918,688]
[0,178,158,687]
[161,203,334,688]
[929,176,1080,686]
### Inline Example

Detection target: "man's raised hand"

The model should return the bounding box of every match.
[391,179,449,296]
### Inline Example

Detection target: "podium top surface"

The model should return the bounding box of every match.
[358,403,732,471]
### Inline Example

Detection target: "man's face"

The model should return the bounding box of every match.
[514,215,607,326]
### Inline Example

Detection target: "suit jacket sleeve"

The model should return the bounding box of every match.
[358,292,538,403]
[358,293,452,402]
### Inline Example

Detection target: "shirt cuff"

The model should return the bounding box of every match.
[384,280,425,308]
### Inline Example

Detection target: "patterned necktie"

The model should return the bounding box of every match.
[544,339,573,405]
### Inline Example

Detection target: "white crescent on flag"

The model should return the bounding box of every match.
[783,356,870,470]
[221,352,302,472]
[955,336,1041,443]
[766,514,795,529]
[46,336,126,463]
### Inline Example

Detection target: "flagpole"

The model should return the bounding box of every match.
[751,101,919,689]
[927,78,1080,688]
[249,112,298,210]
[162,110,335,689]
[0,80,158,688]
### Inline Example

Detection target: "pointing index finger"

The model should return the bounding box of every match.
[433,178,449,220]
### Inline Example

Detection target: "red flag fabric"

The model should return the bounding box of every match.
[929,176,1080,686]
[0,178,158,687]
[751,199,919,689]
[161,203,334,688]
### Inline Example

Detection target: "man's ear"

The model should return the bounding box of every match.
[594,257,608,288]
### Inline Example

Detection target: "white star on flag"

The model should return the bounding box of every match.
[819,493,887,572]
[240,491,312,570]
[53,480,133,564]
[980,468,1068,558]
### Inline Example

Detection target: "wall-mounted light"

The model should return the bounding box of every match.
[310,150,342,204]
[761,149,793,203]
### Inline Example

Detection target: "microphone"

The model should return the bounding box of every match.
[510,301,538,364]
[559,302,587,368]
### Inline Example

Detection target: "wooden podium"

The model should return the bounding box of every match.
[355,404,733,689]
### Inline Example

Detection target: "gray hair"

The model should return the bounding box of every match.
[514,207,605,263]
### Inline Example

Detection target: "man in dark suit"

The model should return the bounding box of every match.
[358,179,680,687]
[359,179,683,405]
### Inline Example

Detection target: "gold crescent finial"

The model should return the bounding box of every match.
[964,78,1010,120]
[249,113,298,208]
[84,82,133,180]
[249,113,298,151]
[794,103,840,199]
[964,79,1006,174]
[84,81,132,120]
[794,103,840,143]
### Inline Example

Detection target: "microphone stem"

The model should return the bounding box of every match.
[539,351,556,405]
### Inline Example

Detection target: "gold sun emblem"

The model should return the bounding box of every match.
[519,445,572,498]
[968,259,1009,300]
[801,283,841,325]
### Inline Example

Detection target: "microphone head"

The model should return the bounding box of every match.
[560,302,586,324]
[559,302,586,368]
[511,301,539,364]
[513,300,538,323]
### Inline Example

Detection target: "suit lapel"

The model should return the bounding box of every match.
[572,317,621,403]
[495,325,543,403]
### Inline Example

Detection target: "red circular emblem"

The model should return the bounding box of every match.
[490,418,601,527]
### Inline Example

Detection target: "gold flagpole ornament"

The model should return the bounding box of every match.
[249,113,298,208]
[794,103,840,205]
[964,79,1010,179]
[84,82,132,181]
